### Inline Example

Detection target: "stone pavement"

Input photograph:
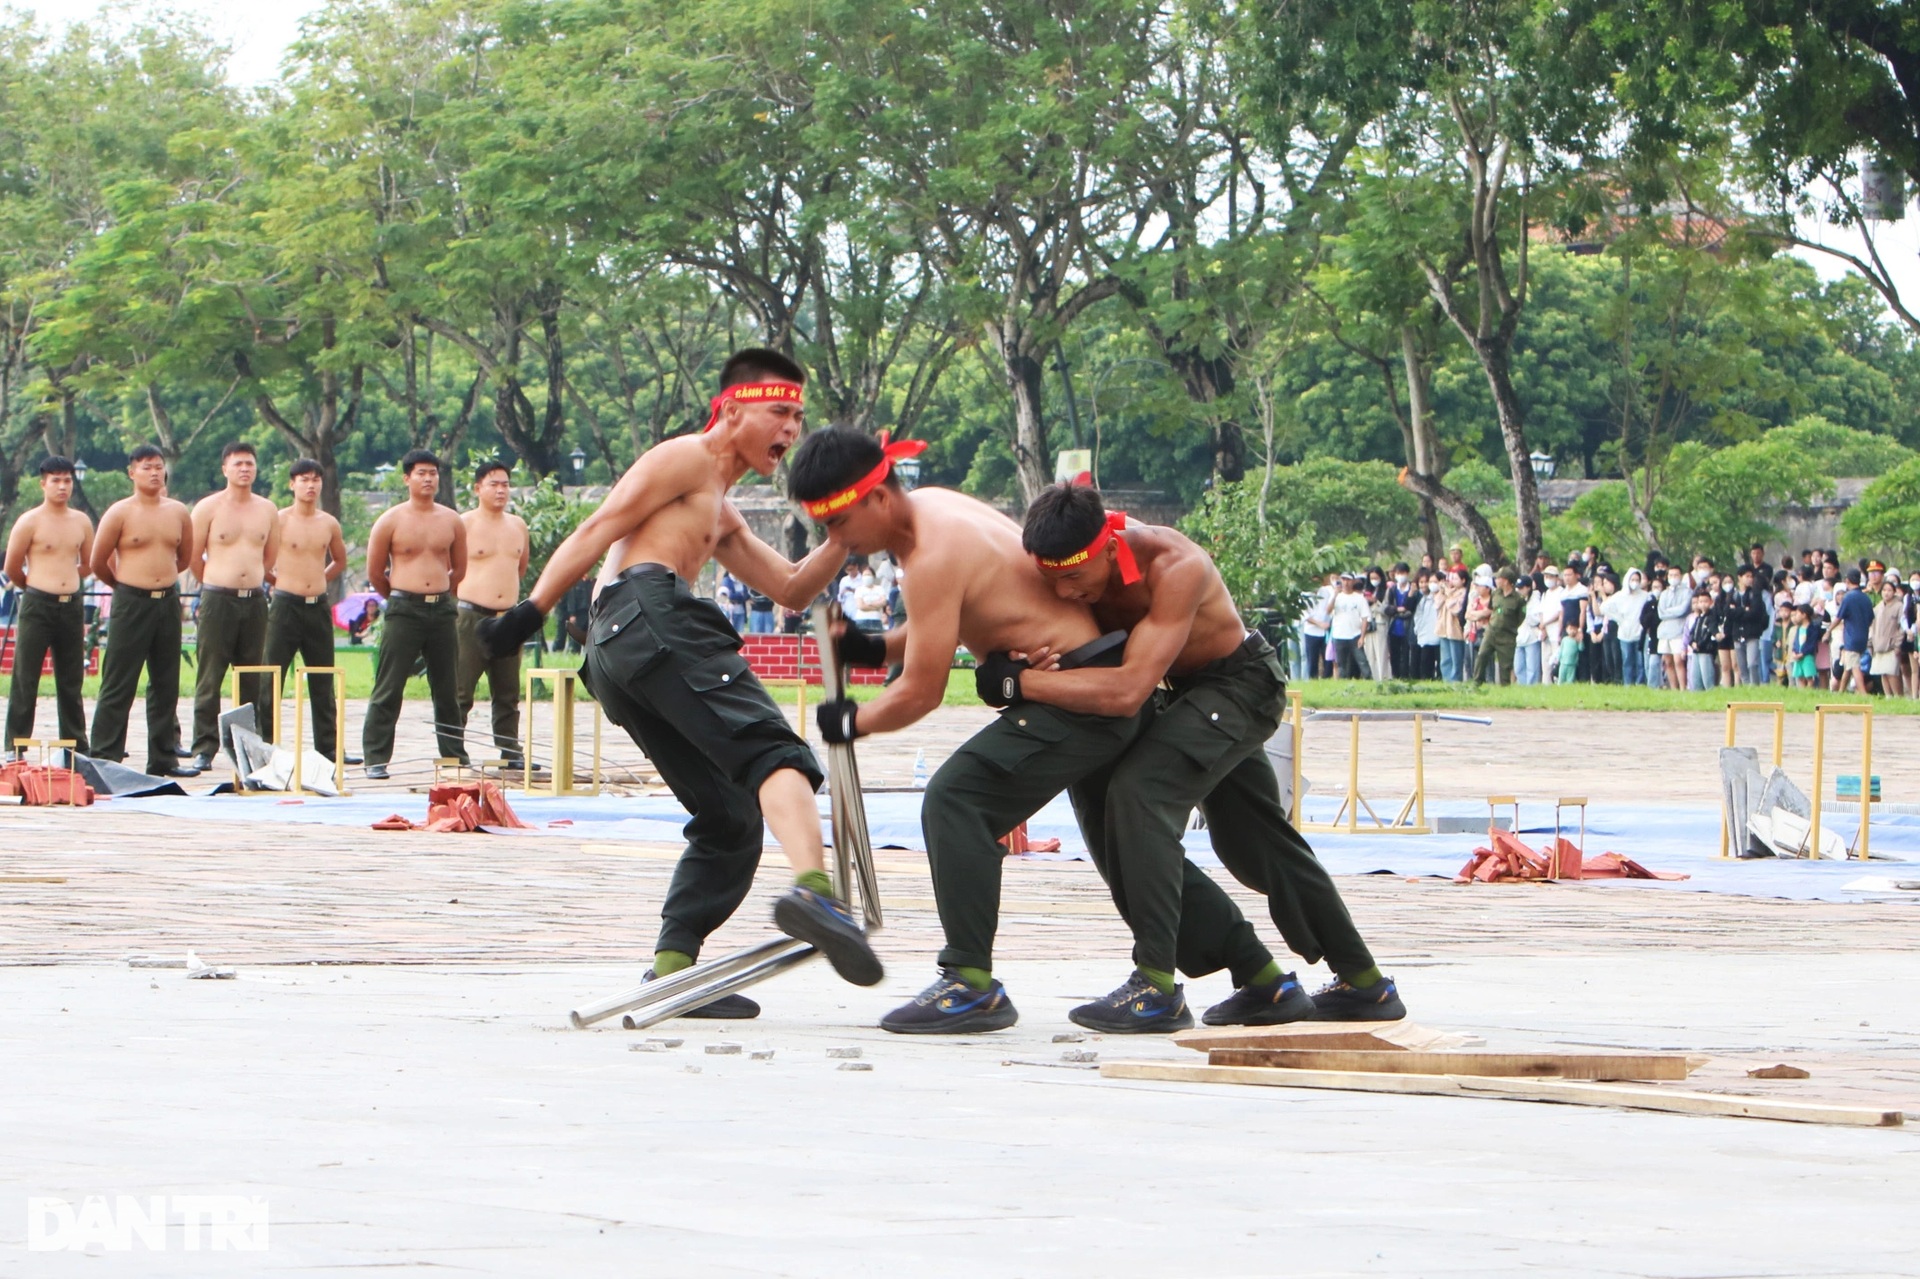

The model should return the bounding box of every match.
[3,788,1920,1275]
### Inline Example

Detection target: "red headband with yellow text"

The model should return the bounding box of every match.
[703,381,804,432]
[1034,511,1142,585]
[800,432,928,520]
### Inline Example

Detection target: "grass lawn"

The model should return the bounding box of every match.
[1293,678,1909,715]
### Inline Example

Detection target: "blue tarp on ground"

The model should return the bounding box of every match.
[104,788,1920,904]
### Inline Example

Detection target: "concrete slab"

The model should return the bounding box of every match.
[3,955,1917,1277]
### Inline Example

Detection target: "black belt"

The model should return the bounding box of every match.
[115,584,176,600]
[389,589,447,603]
[457,600,505,616]
[22,586,78,603]
[1058,630,1129,670]
[202,584,262,599]
[272,589,325,605]
[1167,632,1273,691]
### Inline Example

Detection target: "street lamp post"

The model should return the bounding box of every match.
[1528,450,1556,480]
[893,455,922,489]
[72,457,88,484]
[569,447,587,483]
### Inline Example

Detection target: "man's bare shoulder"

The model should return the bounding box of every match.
[622,435,713,489]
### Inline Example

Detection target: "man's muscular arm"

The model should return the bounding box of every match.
[522,444,707,613]
[90,506,122,587]
[173,504,193,575]
[2,511,32,584]
[365,513,394,597]
[189,500,215,583]
[447,514,467,591]
[843,560,960,735]
[712,501,847,609]
[325,517,347,583]
[261,499,281,577]
[1020,552,1210,717]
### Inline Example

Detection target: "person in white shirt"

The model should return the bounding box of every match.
[1516,576,1549,685]
[1327,574,1370,678]
[1299,573,1336,679]
[1606,568,1650,685]
[1412,571,1441,680]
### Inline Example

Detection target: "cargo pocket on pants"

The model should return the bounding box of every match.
[977,705,1075,774]
[588,595,669,683]
[681,649,783,735]
[1163,690,1247,772]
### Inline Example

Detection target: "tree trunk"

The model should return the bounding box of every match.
[993,330,1052,505]
[1398,468,1506,567]
[1479,346,1543,567]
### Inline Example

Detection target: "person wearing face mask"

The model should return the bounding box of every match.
[1412,570,1441,680]
[1387,562,1415,678]
[1606,568,1650,686]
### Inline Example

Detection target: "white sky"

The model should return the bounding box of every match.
[12,0,1920,326]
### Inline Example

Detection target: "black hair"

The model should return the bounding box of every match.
[288,458,323,480]
[787,427,887,503]
[400,449,440,476]
[473,459,511,484]
[1022,482,1108,560]
[719,347,806,391]
[36,455,74,476]
[1392,562,1410,574]
[1846,569,1863,585]
[221,440,257,462]
[128,444,164,466]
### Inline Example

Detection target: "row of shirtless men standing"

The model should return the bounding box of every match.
[3,445,533,783]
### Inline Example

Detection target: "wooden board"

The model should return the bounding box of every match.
[1172,1021,1473,1055]
[1208,1048,1695,1081]
[1099,1061,1905,1128]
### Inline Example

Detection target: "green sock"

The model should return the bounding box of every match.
[953,965,993,991]
[794,869,833,897]
[1138,966,1177,995]
[1251,961,1283,987]
[653,949,694,977]
[1343,965,1383,989]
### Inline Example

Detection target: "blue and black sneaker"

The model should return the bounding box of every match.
[642,968,759,1020]
[1202,971,1316,1026]
[1311,975,1407,1022]
[772,887,884,987]
[880,970,1019,1034]
[1067,972,1194,1035]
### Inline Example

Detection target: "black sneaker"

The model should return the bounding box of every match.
[641,968,759,1020]
[772,887,884,987]
[1068,971,1195,1034]
[880,970,1018,1035]
[363,763,391,781]
[1311,975,1407,1022]
[1202,971,1317,1026]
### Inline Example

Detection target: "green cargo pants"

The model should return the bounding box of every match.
[265,591,340,759]
[581,564,823,960]
[90,584,183,776]
[1471,633,1517,686]
[361,592,465,768]
[921,700,1150,972]
[455,603,523,765]
[4,588,89,755]
[192,588,270,759]
[1073,635,1378,983]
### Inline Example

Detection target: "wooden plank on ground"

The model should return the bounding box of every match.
[1099,1061,1905,1128]
[1172,1021,1472,1055]
[1207,1048,1694,1080]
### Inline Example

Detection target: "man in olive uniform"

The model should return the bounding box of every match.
[789,428,1153,1035]
[1016,481,1403,1031]
[1471,566,1526,686]
[90,446,199,779]
[361,450,467,780]
[4,457,93,756]
[266,458,348,760]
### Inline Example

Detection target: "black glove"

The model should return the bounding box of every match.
[816,698,860,744]
[478,600,546,660]
[975,652,1028,708]
[836,624,889,669]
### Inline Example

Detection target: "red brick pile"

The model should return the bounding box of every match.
[1456,829,1686,883]
[0,762,95,806]
[372,781,532,834]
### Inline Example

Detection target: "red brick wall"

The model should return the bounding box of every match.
[739,634,887,686]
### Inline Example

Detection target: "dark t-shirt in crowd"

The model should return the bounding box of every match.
[1837,589,1875,653]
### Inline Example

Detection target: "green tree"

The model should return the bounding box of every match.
[1179,476,1353,628]
[1842,458,1920,562]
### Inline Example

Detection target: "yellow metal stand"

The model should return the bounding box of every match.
[1297,708,1430,836]
[11,738,75,766]
[1809,704,1873,861]
[1287,691,1305,827]
[1719,701,1785,858]
[523,668,602,796]
[288,664,350,796]
[227,665,283,793]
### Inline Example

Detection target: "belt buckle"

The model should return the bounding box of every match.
[149,590,165,600]
[58,593,72,603]
[425,593,441,604]
[305,595,319,605]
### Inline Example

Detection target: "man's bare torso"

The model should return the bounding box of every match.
[380,504,462,593]
[901,490,1101,657]
[1095,525,1248,675]
[107,497,190,590]
[460,509,529,609]
[16,506,91,595]
[197,492,277,589]
[597,436,730,591]
[275,509,338,597]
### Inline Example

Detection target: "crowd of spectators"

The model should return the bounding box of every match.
[1292,544,1920,696]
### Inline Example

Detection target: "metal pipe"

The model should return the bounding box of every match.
[620,940,818,1030]
[570,935,813,1028]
